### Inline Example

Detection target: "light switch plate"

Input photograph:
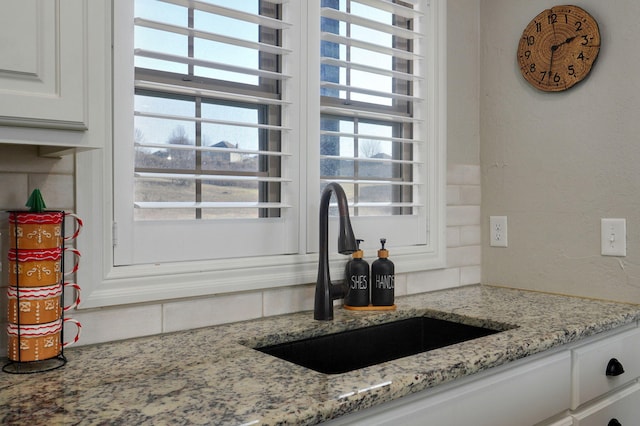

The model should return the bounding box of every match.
[601,218,626,256]
[490,216,508,247]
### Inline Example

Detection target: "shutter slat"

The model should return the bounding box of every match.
[320,106,420,124]
[157,0,291,29]
[321,58,421,82]
[321,32,419,61]
[135,201,291,209]
[135,172,291,183]
[134,80,289,106]
[320,130,419,145]
[321,81,422,103]
[134,111,290,132]
[135,18,290,56]
[136,142,291,158]
[321,8,419,40]
[320,155,420,166]
[135,49,291,81]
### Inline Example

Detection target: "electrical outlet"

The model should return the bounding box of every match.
[490,216,508,247]
[601,218,626,256]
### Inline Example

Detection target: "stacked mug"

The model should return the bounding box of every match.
[6,211,82,366]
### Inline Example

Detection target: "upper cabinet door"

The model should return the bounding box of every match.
[0,0,86,130]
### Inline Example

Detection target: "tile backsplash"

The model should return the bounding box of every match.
[0,144,481,352]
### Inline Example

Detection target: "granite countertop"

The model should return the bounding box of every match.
[2,285,640,425]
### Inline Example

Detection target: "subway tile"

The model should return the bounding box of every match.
[447,245,481,268]
[447,164,480,185]
[0,173,29,210]
[460,225,481,246]
[406,268,460,294]
[263,284,314,316]
[70,304,163,346]
[460,265,481,285]
[28,174,75,210]
[162,291,263,333]
[446,185,461,205]
[394,273,407,297]
[447,205,481,226]
[458,185,481,205]
[447,226,461,248]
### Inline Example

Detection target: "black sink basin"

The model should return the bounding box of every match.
[256,317,500,374]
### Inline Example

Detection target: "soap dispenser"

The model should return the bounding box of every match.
[371,238,395,306]
[344,239,370,307]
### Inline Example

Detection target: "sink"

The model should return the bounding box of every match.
[256,317,501,374]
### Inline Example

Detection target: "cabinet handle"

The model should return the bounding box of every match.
[608,419,622,426]
[606,358,625,376]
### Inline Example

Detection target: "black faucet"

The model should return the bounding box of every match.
[314,182,358,321]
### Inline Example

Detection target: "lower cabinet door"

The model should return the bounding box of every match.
[572,382,640,426]
[326,351,571,426]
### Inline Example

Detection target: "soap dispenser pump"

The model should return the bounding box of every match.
[344,239,370,307]
[371,238,395,306]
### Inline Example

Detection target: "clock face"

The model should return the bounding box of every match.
[517,5,601,92]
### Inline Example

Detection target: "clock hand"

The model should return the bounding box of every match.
[551,36,576,51]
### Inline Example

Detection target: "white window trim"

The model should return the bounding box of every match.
[75,0,446,309]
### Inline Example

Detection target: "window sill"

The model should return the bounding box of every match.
[78,246,445,309]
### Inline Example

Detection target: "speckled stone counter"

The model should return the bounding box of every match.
[2,285,640,425]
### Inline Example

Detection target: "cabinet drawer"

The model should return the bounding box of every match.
[573,382,640,426]
[572,327,640,409]
[328,351,571,426]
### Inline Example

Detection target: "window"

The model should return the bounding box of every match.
[114,0,297,264]
[110,0,445,298]
[310,0,427,252]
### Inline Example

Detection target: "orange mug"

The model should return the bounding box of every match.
[8,247,81,287]
[7,318,82,362]
[7,282,81,325]
[9,211,83,249]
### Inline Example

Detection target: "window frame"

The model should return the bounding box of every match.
[75,0,446,309]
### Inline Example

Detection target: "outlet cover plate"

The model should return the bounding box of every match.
[490,216,508,247]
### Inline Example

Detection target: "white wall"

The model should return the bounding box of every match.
[480,0,640,303]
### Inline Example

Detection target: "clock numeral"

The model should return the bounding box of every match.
[529,63,536,73]
[540,71,561,83]
[525,35,535,46]
[524,50,531,59]
[563,14,568,24]
[568,65,575,76]
[577,51,585,61]
[581,35,589,45]
[575,21,583,31]
[536,22,541,32]
[547,13,557,25]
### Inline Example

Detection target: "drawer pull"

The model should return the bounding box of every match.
[605,358,625,376]
[608,419,622,426]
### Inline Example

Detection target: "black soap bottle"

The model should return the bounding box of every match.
[371,238,395,306]
[344,239,370,307]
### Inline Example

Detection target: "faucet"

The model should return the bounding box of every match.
[314,182,358,320]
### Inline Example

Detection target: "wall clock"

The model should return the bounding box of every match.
[517,5,601,92]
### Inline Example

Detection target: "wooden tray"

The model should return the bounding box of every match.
[344,304,397,311]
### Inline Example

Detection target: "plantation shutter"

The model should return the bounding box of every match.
[114,0,297,264]
[315,0,428,249]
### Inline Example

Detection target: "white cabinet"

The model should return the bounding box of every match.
[569,327,640,425]
[325,324,640,425]
[0,1,86,129]
[325,351,572,426]
[572,382,640,426]
[0,0,109,156]
[571,327,640,409]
